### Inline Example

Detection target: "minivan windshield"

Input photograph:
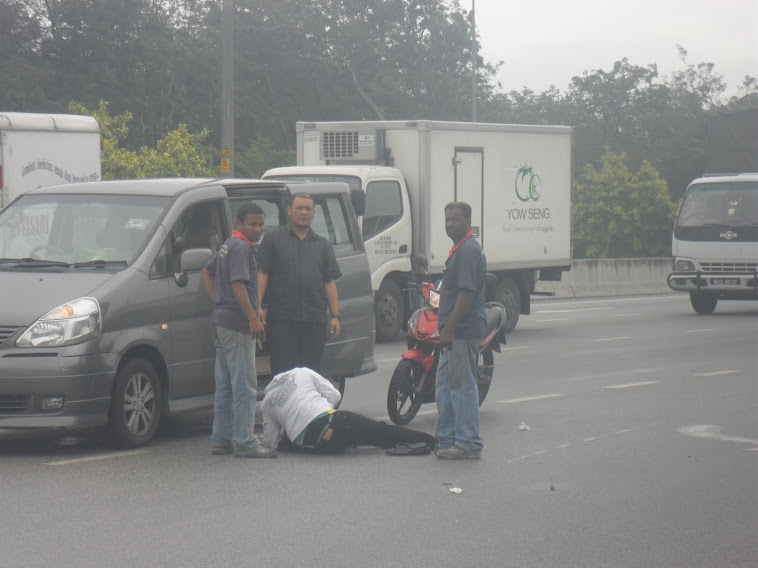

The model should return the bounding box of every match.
[677,182,758,228]
[0,194,170,266]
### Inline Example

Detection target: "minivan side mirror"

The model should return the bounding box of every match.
[174,248,213,287]
[350,189,366,216]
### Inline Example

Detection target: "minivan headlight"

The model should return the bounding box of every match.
[16,297,102,348]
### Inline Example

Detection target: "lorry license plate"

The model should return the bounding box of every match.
[711,278,739,286]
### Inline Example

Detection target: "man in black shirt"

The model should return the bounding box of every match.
[257,193,342,375]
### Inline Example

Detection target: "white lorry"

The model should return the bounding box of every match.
[264,120,572,340]
[0,112,101,209]
[667,173,758,313]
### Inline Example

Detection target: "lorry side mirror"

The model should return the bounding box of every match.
[412,253,428,270]
[350,189,366,217]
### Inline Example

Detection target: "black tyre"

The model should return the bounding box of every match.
[107,358,162,448]
[690,292,718,314]
[328,376,346,408]
[387,359,424,425]
[496,276,521,333]
[477,349,494,406]
[375,279,403,343]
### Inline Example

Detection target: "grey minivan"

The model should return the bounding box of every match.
[0,178,376,447]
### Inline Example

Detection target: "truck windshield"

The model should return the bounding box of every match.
[677,182,758,228]
[265,174,362,191]
[0,194,170,265]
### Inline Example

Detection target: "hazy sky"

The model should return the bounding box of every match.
[472,0,758,97]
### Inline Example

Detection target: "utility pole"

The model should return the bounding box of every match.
[221,0,234,177]
[470,0,478,123]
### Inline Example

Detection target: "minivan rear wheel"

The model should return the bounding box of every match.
[107,358,162,448]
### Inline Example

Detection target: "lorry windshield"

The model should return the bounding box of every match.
[0,194,170,265]
[677,182,758,228]
[265,174,362,191]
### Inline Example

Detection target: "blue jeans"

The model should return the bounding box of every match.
[211,325,259,451]
[435,337,483,453]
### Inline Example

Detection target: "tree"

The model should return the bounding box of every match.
[573,150,677,258]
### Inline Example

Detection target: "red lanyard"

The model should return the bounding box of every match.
[448,230,473,259]
[232,229,254,247]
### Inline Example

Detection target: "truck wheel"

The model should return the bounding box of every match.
[107,358,162,448]
[375,279,403,343]
[496,276,521,333]
[690,292,718,314]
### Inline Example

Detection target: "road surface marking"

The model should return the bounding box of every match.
[584,437,596,442]
[604,381,659,389]
[686,328,718,334]
[498,394,565,404]
[509,450,547,463]
[556,444,572,449]
[616,429,632,434]
[508,429,634,464]
[677,425,758,447]
[503,346,529,351]
[694,370,741,377]
[534,307,610,314]
[593,336,631,342]
[537,296,674,307]
[616,313,640,317]
[46,450,150,466]
[373,408,437,421]
[535,318,568,322]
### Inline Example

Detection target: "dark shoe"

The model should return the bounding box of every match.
[435,445,481,460]
[234,445,277,459]
[211,444,233,455]
[385,442,433,456]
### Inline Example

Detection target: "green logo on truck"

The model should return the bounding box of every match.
[515,164,541,202]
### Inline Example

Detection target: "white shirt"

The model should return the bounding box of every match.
[262,367,342,449]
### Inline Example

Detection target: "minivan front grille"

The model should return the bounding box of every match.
[0,395,32,414]
[322,131,360,159]
[700,262,758,273]
[0,326,20,348]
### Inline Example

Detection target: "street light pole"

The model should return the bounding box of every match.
[221,0,234,177]
[471,0,478,123]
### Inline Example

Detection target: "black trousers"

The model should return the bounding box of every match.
[267,320,327,376]
[302,411,437,451]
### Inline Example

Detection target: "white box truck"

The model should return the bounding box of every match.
[0,112,101,208]
[264,120,572,340]
[0,112,101,257]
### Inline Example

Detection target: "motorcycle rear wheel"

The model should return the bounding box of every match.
[477,348,494,406]
[387,359,425,426]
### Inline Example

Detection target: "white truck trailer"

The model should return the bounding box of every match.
[0,112,101,209]
[264,120,572,341]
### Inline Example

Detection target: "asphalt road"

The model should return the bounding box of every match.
[1,294,756,568]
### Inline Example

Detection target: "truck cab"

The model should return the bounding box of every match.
[667,173,758,313]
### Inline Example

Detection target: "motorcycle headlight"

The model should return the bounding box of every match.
[429,290,440,309]
[16,297,102,348]
[407,310,421,333]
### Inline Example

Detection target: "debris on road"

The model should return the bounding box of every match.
[518,421,531,431]
[449,487,463,495]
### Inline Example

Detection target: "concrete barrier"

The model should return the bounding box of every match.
[534,258,672,299]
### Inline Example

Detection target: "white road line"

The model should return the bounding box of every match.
[498,394,565,404]
[593,336,631,342]
[584,437,596,442]
[503,346,529,351]
[508,450,547,463]
[616,429,632,434]
[677,425,758,447]
[534,307,610,314]
[686,328,718,334]
[604,381,659,389]
[616,313,640,317]
[537,296,675,307]
[535,318,568,322]
[373,408,437,422]
[46,450,150,466]
[694,370,741,377]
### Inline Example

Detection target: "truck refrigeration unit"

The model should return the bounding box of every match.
[265,120,572,341]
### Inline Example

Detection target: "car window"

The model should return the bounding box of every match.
[363,180,402,239]
[311,196,356,257]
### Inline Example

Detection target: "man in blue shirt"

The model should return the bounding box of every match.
[201,202,276,459]
[435,202,487,460]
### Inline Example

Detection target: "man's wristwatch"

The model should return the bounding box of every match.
[331,315,340,321]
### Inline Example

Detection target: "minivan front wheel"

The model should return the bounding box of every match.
[107,358,162,448]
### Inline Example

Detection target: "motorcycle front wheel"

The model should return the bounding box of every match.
[387,359,425,425]
[477,348,494,406]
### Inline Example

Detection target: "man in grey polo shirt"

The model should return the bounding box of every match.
[257,193,342,376]
[201,202,276,459]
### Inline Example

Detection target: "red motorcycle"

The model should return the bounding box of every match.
[387,275,507,425]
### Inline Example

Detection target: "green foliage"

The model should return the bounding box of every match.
[573,150,678,258]
[69,101,215,179]
[235,139,295,179]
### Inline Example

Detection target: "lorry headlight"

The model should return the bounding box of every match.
[16,297,102,348]
[675,259,696,272]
